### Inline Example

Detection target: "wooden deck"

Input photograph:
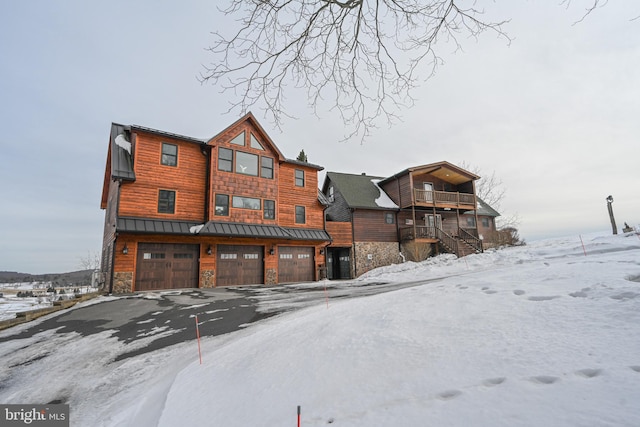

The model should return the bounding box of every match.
[413,189,475,209]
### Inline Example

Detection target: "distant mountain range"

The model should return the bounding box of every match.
[0,270,94,286]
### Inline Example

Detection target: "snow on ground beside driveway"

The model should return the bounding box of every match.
[158,232,640,427]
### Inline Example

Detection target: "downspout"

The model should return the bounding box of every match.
[203,144,211,221]
[350,208,356,278]
[109,178,123,294]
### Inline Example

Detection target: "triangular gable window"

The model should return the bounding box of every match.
[250,133,265,150]
[230,131,245,146]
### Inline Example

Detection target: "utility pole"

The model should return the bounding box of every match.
[606,195,617,235]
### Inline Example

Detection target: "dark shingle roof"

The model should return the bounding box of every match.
[464,197,501,217]
[325,172,398,210]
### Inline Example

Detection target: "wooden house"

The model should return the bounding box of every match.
[321,162,500,278]
[100,113,330,293]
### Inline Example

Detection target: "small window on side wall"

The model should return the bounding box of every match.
[161,143,177,166]
[215,194,229,216]
[295,169,305,187]
[385,212,395,224]
[482,217,490,228]
[158,190,176,214]
[466,216,476,227]
[295,206,305,224]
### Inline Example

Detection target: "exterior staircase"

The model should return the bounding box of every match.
[436,227,483,258]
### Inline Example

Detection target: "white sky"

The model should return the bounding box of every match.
[0,1,638,274]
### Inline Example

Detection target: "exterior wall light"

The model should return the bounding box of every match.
[207,245,213,255]
[269,246,275,255]
[122,243,128,255]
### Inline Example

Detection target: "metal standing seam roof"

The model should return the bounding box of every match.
[110,123,136,181]
[117,217,331,241]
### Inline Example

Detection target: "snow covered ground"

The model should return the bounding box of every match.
[1,231,640,426]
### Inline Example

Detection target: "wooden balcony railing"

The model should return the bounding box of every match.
[400,226,483,256]
[413,189,475,207]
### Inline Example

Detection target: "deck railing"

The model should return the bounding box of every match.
[413,189,475,207]
[459,227,483,253]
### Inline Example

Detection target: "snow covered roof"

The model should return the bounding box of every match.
[324,172,398,210]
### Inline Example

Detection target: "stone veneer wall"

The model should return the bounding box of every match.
[265,268,277,285]
[112,272,133,294]
[354,242,403,277]
[201,270,215,288]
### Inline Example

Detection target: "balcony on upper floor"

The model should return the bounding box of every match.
[413,189,476,210]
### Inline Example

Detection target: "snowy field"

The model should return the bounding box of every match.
[0,284,97,321]
[1,231,639,426]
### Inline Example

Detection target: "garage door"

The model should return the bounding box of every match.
[278,246,314,283]
[136,243,199,291]
[217,245,264,286]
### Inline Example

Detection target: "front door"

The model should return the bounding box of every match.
[423,182,434,202]
[425,214,442,228]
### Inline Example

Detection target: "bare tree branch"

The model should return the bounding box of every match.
[202,0,510,140]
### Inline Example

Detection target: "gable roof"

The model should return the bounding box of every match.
[324,172,399,210]
[379,161,480,186]
[206,112,286,162]
[465,197,501,217]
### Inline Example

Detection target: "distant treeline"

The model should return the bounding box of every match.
[0,270,94,286]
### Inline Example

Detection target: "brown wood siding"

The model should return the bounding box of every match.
[209,123,279,223]
[118,132,207,221]
[353,210,398,242]
[397,175,412,208]
[277,163,324,229]
[326,222,353,246]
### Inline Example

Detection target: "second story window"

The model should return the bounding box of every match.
[218,148,233,172]
[215,194,229,216]
[264,200,275,219]
[233,196,261,210]
[236,152,258,176]
[295,169,305,187]
[261,157,274,179]
[161,143,177,166]
[158,190,175,214]
[466,216,476,227]
[295,206,305,224]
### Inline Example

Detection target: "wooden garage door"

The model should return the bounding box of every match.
[136,243,199,291]
[278,246,314,283]
[217,245,264,286]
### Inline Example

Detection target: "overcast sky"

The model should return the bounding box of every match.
[1,1,638,274]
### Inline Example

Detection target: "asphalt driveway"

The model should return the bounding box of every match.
[0,288,271,361]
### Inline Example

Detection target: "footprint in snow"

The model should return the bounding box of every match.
[527,296,560,302]
[484,290,498,294]
[482,377,506,387]
[437,390,462,400]
[513,290,526,296]
[630,366,640,373]
[575,368,602,378]
[529,376,559,385]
